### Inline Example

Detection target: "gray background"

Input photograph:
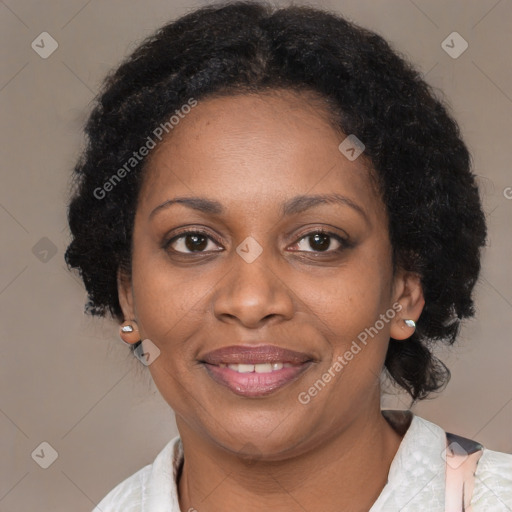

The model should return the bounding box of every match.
[1,0,511,510]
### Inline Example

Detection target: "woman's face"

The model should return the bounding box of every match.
[118,89,423,459]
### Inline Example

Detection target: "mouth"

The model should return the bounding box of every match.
[199,344,314,397]
[216,361,299,372]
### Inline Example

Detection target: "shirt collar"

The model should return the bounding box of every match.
[143,409,447,511]
[143,433,183,511]
[370,409,447,511]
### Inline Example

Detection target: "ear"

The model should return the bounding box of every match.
[117,267,136,321]
[389,269,425,340]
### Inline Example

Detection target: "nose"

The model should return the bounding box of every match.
[212,251,295,329]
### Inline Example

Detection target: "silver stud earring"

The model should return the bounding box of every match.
[404,319,416,328]
[120,320,140,345]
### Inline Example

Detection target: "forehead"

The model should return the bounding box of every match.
[138,89,380,216]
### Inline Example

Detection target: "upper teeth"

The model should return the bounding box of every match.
[219,362,294,373]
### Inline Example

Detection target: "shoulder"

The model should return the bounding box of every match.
[91,463,151,512]
[472,446,512,510]
[91,436,182,512]
[378,410,512,511]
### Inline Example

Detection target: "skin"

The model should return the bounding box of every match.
[118,89,425,512]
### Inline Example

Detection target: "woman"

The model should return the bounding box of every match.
[64,2,512,510]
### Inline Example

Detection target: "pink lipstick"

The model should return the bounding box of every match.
[200,345,313,397]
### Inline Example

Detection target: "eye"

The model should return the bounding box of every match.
[289,230,347,253]
[165,230,223,254]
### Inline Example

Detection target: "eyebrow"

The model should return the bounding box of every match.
[149,197,223,219]
[282,193,369,223]
[149,193,369,224]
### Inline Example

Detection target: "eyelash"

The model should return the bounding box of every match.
[163,228,351,256]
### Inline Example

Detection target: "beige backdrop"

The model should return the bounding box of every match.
[1,0,511,510]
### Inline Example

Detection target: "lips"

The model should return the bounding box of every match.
[199,344,314,397]
[200,344,313,366]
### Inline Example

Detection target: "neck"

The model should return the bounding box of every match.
[177,407,404,512]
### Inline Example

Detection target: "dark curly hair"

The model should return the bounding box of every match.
[64,1,487,401]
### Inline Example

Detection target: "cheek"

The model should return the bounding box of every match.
[130,244,215,354]
[130,253,216,415]
[293,262,390,337]
[290,259,393,390]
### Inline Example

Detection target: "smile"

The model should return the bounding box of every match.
[218,362,297,373]
[203,360,312,397]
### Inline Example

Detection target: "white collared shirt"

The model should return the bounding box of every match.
[92,411,512,511]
